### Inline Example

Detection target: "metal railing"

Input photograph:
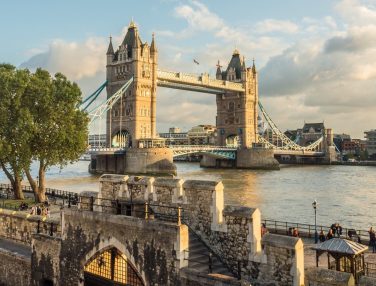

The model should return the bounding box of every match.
[263,219,373,245]
[365,262,376,278]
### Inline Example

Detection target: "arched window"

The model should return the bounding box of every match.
[84,247,144,285]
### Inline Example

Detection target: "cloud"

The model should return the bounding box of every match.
[255,19,299,34]
[20,37,106,81]
[258,0,376,137]
[174,0,223,32]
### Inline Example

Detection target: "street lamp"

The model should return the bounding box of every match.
[312,200,318,243]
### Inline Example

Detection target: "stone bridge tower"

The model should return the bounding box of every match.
[215,50,258,148]
[106,20,157,147]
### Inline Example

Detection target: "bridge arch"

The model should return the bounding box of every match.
[111,130,132,148]
[225,134,239,148]
[81,237,146,286]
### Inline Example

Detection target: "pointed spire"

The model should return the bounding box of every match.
[150,33,157,53]
[106,36,114,55]
[129,17,136,29]
[133,26,140,48]
[241,56,246,71]
[252,58,257,74]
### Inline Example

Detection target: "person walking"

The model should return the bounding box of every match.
[319,230,326,242]
[369,228,376,253]
[327,229,334,240]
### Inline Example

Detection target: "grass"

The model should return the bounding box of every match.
[0,198,35,210]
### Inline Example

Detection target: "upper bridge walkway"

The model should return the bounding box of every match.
[156,69,244,94]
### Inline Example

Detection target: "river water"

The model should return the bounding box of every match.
[1,161,375,230]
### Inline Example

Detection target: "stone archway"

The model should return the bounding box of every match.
[112,130,132,148]
[226,134,239,147]
[84,247,145,286]
[80,237,147,286]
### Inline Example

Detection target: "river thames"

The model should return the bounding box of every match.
[1,162,375,230]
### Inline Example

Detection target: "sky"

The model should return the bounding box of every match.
[1,0,376,138]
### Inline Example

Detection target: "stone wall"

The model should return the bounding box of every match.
[30,208,189,286]
[0,209,60,245]
[305,267,355,286]
[98,174,304,285]
[0,249,31,286]
[258,233,304,286]
[359,275,376,286]
[31,234,62,286]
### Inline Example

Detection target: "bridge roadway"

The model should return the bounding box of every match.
[87,146,325,158]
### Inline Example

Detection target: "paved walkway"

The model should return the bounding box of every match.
[0,237,31,258]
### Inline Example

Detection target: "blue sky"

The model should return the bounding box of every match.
[1,0,376,137]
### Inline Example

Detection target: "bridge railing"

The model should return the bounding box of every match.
[169,145,237,151]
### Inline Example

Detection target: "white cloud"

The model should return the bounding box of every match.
[255,19,299,34]
[20,37,106,81]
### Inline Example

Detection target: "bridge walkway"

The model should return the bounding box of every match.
[184,230,235,277]
[0,237,31,258]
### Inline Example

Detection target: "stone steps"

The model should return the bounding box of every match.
[185,230,235,277]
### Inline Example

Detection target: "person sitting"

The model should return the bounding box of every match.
[319,230,326,242]
[292,228,299,237]
[327,229,334,240]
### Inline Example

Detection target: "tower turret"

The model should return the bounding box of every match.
[216,60,222,80]
[150,33,157,55]
[106,36,114,63]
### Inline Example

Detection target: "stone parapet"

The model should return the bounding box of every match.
[258,233,304,286]
[0,209,60,244]
[305,267,355,286]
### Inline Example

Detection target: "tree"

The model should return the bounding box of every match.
[23,69,89,202]
[0,64,33,199]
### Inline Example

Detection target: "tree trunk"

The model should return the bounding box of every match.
[25,168,39,202]
[36,168,47,203]
[0,161,24,199]
[13,175,24,200]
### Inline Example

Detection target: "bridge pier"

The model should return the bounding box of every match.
[89,148,177,176]
[200,148,279,170]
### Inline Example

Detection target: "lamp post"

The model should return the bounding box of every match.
[312,200,318,243]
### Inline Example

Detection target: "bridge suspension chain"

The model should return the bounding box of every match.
[87,77,134,126]
[258,102,324,152]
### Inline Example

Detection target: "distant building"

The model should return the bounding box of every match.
[187,125,217,145]
[169,127,181,133]
[333,133,351,152]
[342,138,366,155]
[158,125,217,146]
[158,128,188,146]
[364,129,376,158]
[298,122,325,146]
[88,134,107,148]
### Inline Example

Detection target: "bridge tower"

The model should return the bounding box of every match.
[106,20,157,147]
[215,50,258,148]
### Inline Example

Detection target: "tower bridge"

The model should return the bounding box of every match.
[84,20,336,175]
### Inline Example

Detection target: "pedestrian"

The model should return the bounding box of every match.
[327,229,334,240]
[319,230,326,242]
[337,224,343,237]
[261,223,268,236]
[369,227,374,246]
[292,228,299,237]
[369,228,376,253]
[46,208,50,218]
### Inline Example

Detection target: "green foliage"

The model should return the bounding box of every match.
[0,64,33,198]
[24,69,89,169]
[0,65,89,201]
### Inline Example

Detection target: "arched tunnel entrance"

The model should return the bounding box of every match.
[112,130,132,148]
[84,247,144,286]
